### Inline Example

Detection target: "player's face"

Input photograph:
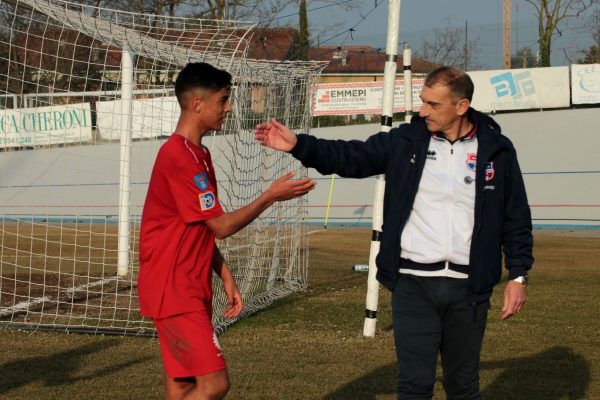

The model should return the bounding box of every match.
[419,84,468,135]
[197,87,232,132]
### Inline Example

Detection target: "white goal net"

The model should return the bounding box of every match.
[0,0,324,335]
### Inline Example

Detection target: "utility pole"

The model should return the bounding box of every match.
[503,0,511,69]
[464,20,468,70]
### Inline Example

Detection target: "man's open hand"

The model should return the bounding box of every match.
[254,119,298,152]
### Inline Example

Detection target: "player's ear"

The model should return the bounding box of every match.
[192,95,203,113]
[190,88,207,113]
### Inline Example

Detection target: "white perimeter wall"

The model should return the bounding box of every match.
[1,108,598,228]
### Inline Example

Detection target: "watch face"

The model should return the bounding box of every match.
[515,275,529,286]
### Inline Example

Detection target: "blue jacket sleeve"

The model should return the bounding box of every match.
[502,148,534,278]
[289,130,392,178]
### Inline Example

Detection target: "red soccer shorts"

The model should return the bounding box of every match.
[153,311,227,378]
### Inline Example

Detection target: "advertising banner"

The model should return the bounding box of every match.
[311,79,424,116]
[571,64,600,104]
[0,103,92,148]
[469,67,570,112]
[96,96,180,140]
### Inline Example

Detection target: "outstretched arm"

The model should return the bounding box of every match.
[212,246,242,319]
[205,172,315,239]
[256,118,390,178]
[254,119,298,152]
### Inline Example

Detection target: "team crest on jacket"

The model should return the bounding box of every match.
[485,161,495,181]
[466,153,477,171]
[466,153,495,181]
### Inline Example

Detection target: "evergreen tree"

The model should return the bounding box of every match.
[298,0,309,60]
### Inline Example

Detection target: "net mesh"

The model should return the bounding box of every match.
[0,0,325,335]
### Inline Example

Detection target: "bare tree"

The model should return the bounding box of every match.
[82,0,292,23]
[523,0,591,67]
[576,4,600,63]
[512,46,538,67]
[416,18,484,70]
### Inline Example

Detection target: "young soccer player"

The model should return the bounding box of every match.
[138,62,315,400]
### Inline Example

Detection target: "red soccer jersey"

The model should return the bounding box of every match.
[138,134,224,318]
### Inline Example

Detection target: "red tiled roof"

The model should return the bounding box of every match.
[246,27,298,61]
[244,28,438,74]
[308,45,438,74]
[13,26,437,75]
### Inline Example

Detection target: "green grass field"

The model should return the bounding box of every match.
[0,228,598,399]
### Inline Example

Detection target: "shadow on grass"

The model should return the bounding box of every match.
[481,346,590,399]
[0,339,151,394]
[323,362,397,400]
[323,346,589,400]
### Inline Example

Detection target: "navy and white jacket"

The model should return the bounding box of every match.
[291,109,533,303]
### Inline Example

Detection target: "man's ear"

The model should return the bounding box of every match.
[456,98,471,116]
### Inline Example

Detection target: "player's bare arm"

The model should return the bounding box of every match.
[212,246,243,319]
[204,172,315,239]
[254,118,298,152]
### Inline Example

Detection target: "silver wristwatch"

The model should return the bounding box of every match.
[512,275,529,287]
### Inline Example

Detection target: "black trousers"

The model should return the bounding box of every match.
[392,274,490,400]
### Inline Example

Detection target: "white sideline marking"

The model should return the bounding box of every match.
[0,296,51,317]
[0,276,122,317]
[64,276,119,295]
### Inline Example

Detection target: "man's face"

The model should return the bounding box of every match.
[419,84,467,134]
[195,87,232,131]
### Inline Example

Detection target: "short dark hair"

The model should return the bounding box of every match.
[424,66,474,102]
[174,62,232,105]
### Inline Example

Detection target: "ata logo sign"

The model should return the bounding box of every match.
[490,71,535,100]
[577,64,600,93]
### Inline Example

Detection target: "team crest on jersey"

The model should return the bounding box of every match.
[466,153,477,171]
[194,172,209,191]
[485,161,495,181]
[199,192,215,210]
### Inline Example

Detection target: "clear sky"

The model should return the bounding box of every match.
[274,0,595,70]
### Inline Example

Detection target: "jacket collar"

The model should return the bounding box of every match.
[470,108,510,157]
[410,109,509,150]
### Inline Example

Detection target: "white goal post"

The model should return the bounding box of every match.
[0,0,325,335]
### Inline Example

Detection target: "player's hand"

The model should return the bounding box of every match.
[254,119,298,152]
[501,280,527,319]
[223,282,243,319]
[266,172,316,202]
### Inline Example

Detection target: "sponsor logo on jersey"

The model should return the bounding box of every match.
[194,172,209,191]
[485,161,495,181]
[199,192,215,210]
[426,150,437,160]
[466,153,477,171]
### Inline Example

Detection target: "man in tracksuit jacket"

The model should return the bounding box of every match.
[254,66,533,399]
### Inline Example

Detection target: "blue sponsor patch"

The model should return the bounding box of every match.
[194,172,209,191]
[199,192,216,211]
